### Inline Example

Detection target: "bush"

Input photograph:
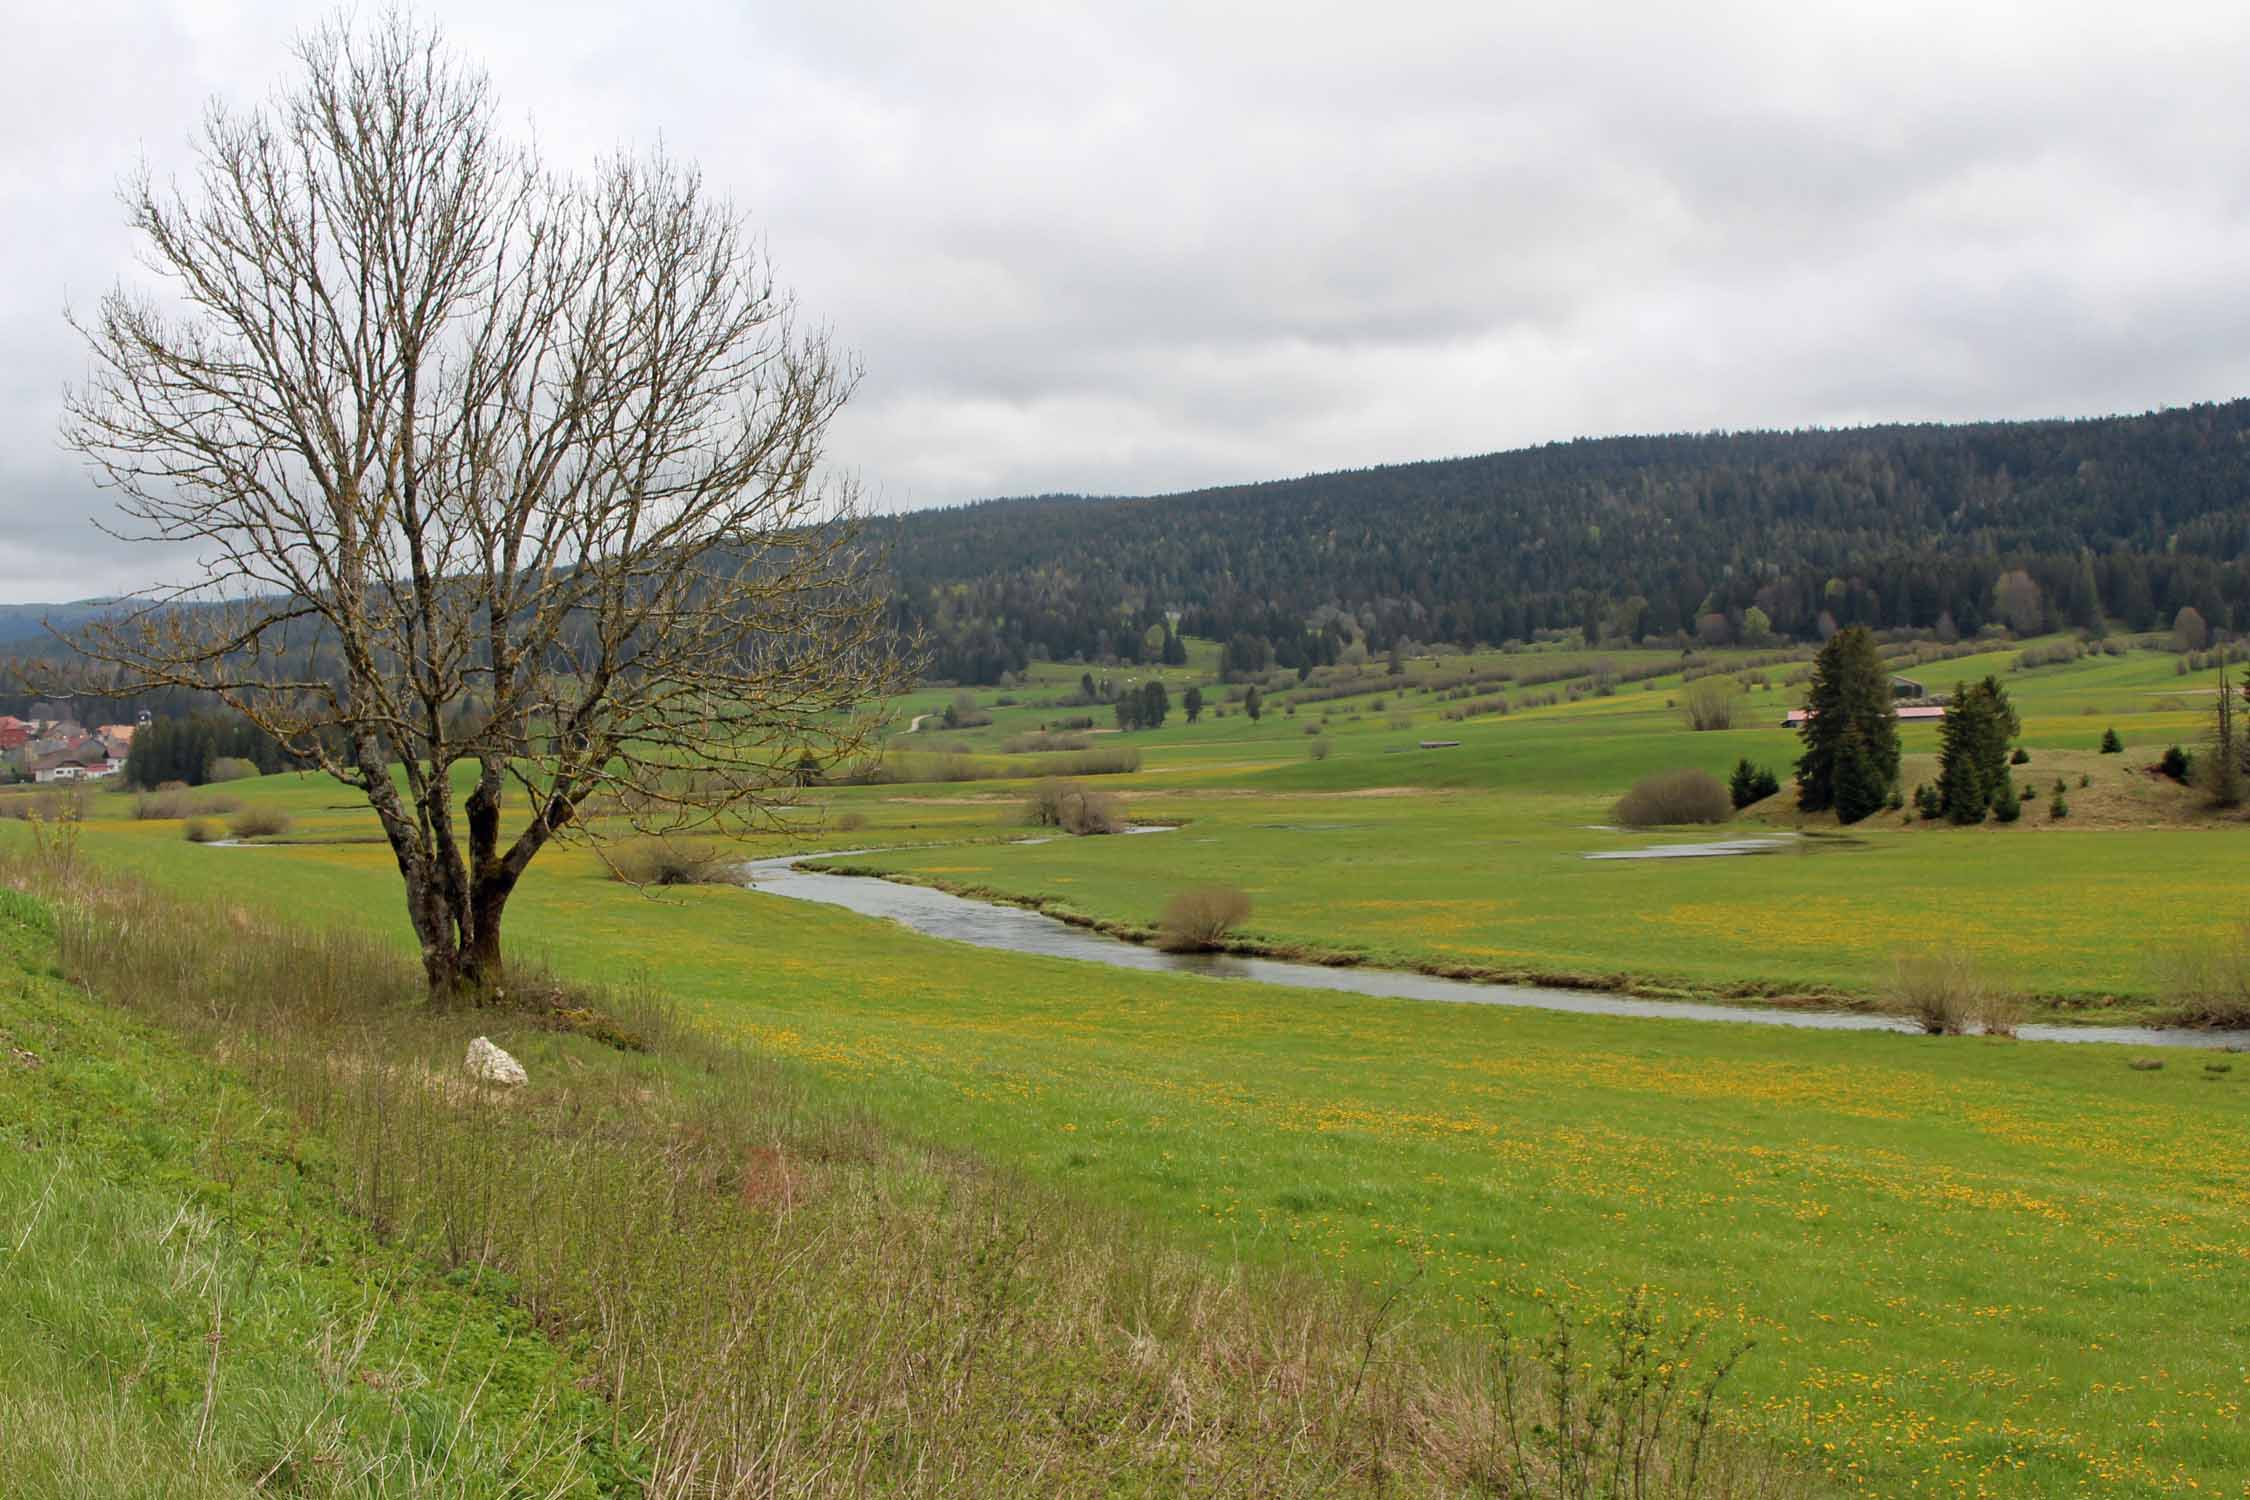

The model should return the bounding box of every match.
[2159,745,2194,784]
[1612,769,1732,828]
[834,811,868,833]
[1307,738,1332,761]
[2049,791,2070,820]
[606,837,733,886]
[133,788,242,820]
[1975,988,2027,1038]
[1727,759,1780,809]
[1001,732,1090,753]
[2010,747,2030,765]
[1024,781,1123,836]
[227,805,293,839]
[1992,779,2021,822]
[182,817,221,844]
[1155,885,1253,953]
[1679,677,1739,731]
[0,789,86,823]
[2099,727,2124,753]
[1889,952,1986,1035]
[206,756,262,782]
[2154,930,2250,1027]
[1913,782,1942,821]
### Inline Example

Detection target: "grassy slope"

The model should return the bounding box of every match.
[0,889,630,1498]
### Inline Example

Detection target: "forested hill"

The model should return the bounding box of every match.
[877,398,2250,682]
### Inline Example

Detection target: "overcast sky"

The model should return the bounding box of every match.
[7,1,2250,601]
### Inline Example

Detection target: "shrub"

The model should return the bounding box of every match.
[1727,759,1780,809]
[2154,929,2250,1027]
[1612,769,1732,828]
[1307,738,1332,761]
[1992,779,2021,823]
[206,756,262,783]
[1889,952,1985,1035]
[134,788,242,820]
[834,811,868,833]
[2159,745,2194,783]
[606,837,733,885]
[2099,727,2124,753]
[0,789,86,823]
[1155,885,1253,953]
[2049,791,2070,820]
[182,817,221,844]
[1913,782,1942,820]
[1024,780,1123,836]
[1001,732,1091,754]
[1679,676,1739,731]
[1975,988,2027,1038]
[227,805,293,839]
[2010,747,2030,765]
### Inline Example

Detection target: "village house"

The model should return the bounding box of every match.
[30,741,117,783]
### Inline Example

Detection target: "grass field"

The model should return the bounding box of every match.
[16,630,2250,1495]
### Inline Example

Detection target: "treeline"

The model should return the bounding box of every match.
[876,399,2250,681]
[124,713,294,788]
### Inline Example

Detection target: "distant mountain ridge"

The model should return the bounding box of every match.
[13,401,2250,687]
[874,399,2250,681]
[0,600,129,648]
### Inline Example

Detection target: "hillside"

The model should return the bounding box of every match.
[878,398,2250,680]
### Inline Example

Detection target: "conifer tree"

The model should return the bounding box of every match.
[1795,626,1898,823]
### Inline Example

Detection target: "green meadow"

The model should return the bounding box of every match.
[23,631,2250,1495]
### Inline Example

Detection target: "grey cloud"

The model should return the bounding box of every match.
[5,0,2250,596]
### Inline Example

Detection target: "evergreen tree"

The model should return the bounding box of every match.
[1833,727,1890,825]
[1138,680,1170,729]
[1244,686,1263,722]
[1795,626,1898,820]
[2205,647,2246,807]
[1937,677,2019,821]
[1993,777,2022,823]
[1183,685,1203,723]
[1161,628,1187,666]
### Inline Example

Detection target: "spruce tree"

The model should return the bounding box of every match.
[1993,777,2022,822]
[1833,727,1890,825]
[2205,647,2246,807]
[1936,676,2019,822]
[1795,626,1899,822]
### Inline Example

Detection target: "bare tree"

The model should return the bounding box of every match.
[60,11,908,993]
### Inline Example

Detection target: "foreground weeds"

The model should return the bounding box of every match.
[0,848,1809,1498]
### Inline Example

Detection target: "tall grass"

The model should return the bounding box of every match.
[0,849,1806,1497]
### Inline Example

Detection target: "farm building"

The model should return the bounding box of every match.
[1782,703,1945,729]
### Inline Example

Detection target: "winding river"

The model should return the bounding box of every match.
[740,848,2250,1050]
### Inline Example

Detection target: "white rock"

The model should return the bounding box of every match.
[465,1035,527,1087]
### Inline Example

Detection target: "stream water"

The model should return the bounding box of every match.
[739,849,2250,1050]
